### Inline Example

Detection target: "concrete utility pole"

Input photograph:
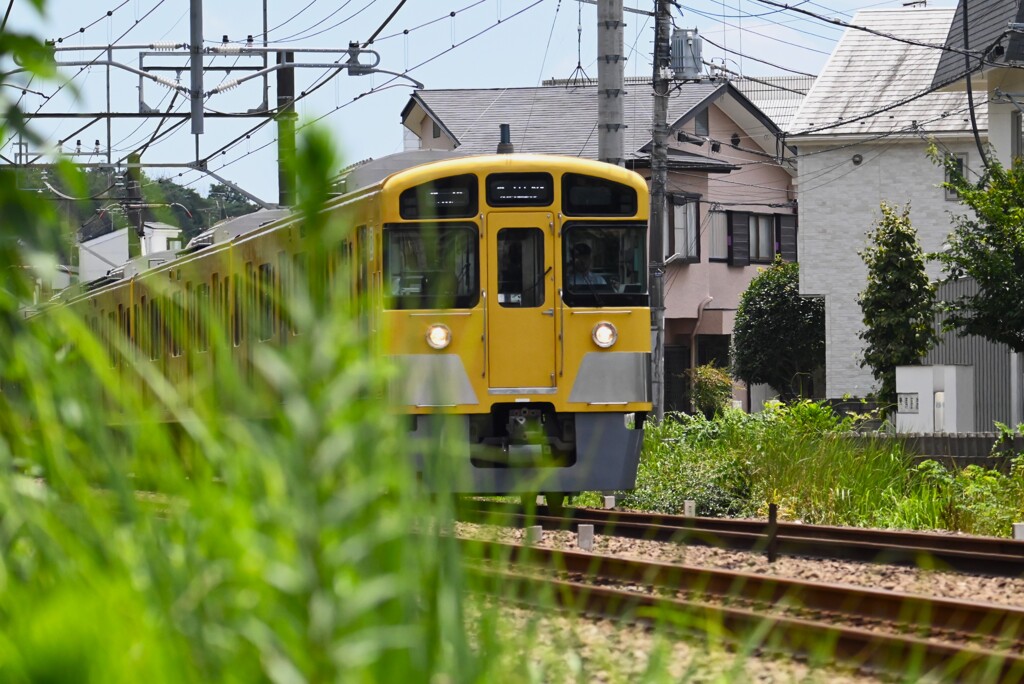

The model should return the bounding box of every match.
[276,51,297,207]
[650,0,671,420]
[189,0,204,137]
[597,0,625,166]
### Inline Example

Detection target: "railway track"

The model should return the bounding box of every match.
[459,501,1024,576]
[463,537,1024,682]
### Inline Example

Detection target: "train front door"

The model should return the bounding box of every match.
[486,213,556,389]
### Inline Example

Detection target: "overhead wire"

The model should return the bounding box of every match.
[176,0,547,190]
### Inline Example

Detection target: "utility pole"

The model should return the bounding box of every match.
[650,0,671,420]
[189,0,204,138]
[276,51,296,207]
[126,153,143,257]
[597,0,625,166]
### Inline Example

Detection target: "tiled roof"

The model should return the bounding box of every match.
[409,83,724,158]
[932,0,1023,87]
[730,76,815,131]
[789,8,986,137]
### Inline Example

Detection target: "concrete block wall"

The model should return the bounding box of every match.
[796,140,979,400]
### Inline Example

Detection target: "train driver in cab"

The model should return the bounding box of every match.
[569,242,607,287]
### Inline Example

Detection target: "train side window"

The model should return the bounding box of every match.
[258,263,274,342]
[108,311,116,368]
[196,283,209,352]
[277,251,288,342]
[246,261,256,342]
[233,276,242,347]
[292,252,306,336]
[171,292,182,357]
[497,228,545,308]
[150,299,162,360]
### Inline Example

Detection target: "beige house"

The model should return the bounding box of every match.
[400,80,798,411]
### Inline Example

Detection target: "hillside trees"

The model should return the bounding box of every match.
[933,149,1024,353]
[732,257,825,401]
[857,202,937,410]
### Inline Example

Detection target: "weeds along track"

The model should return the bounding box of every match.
[459,501,1024,576]
[462,538,1024,682]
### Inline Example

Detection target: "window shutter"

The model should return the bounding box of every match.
[777,215,797,262]
[728,211,750,266]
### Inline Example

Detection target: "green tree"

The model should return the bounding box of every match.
[732,257,824,401]
[857,202,937,411]
[934,149,1024,353]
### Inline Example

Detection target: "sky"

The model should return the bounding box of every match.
[2,0,957,204]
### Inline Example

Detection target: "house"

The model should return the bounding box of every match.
[400,80,797,411]
[927,0,1024,427]
[787,6,987,403]
[78,221,182,283]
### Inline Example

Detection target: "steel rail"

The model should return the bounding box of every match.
[465,540,1024,682]
[461,538,1024,647]
[459,502,1024,576]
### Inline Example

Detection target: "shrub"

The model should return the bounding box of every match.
[687,363,733,418]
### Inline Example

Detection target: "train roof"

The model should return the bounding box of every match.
[184,208,293,251]
[378,153,649,193]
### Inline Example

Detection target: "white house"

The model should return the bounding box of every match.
[788,7,986,402]
[79,221,182,283]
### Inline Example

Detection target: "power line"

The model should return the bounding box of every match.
[748,0,985,60]
[55,0,132,43]
[1,0,14,32]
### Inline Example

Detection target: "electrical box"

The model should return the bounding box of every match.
[671,29,702,80]
[895,365,974,433]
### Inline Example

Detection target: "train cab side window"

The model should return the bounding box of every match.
[383,223,479,310]
[497,228,545,308]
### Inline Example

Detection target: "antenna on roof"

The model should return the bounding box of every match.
[902,0,926,6]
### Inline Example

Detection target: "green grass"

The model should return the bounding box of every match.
[609,402,1024,537]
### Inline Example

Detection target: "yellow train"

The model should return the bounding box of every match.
[62,153,652,506]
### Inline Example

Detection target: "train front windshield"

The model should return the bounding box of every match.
[384,222,480,310]
[562,223,648,307]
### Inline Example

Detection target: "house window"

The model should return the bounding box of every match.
[708,210,727,260]
[695,107,709,137]
[777,215,798,262]
[667,194,699,262]
[944,153,966,201]
[432,121,441,139]
[748,214,774,262]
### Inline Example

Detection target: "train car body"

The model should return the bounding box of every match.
[60,154,652,497]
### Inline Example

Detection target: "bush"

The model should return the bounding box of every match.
[687,363,733,418]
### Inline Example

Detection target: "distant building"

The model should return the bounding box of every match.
[78,221,182,283]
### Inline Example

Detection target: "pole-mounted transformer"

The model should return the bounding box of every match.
[670,28,703,81]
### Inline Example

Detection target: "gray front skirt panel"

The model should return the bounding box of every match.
[569,352,651,404]
[388,354,478,407]
[408,413,643,494]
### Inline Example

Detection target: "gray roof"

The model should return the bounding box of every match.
[932,0,1022,87]
[731,76,815,131]
[406,82,747,163]
[790,8,986,137]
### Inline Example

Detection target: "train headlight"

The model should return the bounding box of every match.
[426,324,452,350]
[592,321,618,348]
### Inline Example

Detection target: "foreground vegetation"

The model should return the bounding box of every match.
[614,402,1024,538]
